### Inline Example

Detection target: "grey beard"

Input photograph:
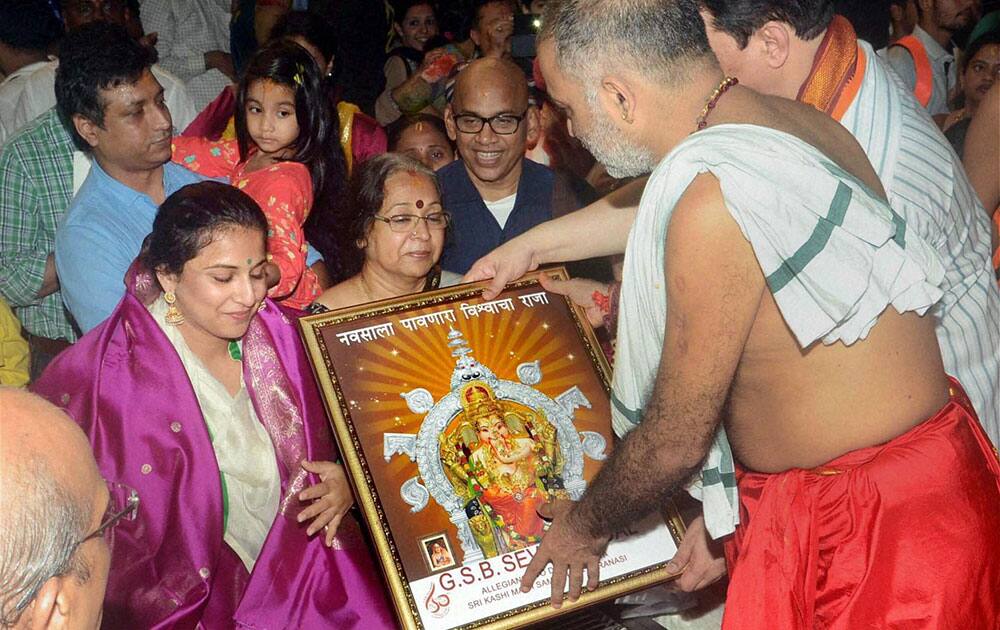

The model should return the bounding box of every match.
[579,110,659,179]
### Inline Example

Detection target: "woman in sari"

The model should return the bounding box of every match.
[32,182,394,629]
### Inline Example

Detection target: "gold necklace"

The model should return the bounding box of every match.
[696,76,739,131]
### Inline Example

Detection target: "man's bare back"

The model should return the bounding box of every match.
[702,89,949,472]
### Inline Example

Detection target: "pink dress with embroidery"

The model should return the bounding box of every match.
[171,137,320,309]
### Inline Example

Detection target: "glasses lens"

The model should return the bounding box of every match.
[490,116,519,134]
[425,213,449,229]
[455,115,483,134]
[386,215,415,232]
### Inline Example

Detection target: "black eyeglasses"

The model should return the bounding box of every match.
[373,212,451,233]
[76,481,139,551]
[452,110,528,135]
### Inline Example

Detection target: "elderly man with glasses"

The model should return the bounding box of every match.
[0,387,138,629]
[438,57,600,275]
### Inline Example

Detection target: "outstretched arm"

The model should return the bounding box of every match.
[466,176,647,299]
[520,173,766,605]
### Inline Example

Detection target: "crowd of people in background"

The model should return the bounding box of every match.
[0,0,997,629]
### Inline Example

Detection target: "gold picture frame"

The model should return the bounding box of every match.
[299,269,683,630]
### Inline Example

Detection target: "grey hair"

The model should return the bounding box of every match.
[539,0,715,85]
[0,457,91,628]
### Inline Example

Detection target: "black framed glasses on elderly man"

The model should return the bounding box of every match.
[452,110,529,135]
[76,481,139,550]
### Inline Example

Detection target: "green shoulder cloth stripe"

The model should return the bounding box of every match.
[701,468,737,488]
[820,159,906,247]
[766,181,852,293]
[611,392,643,426]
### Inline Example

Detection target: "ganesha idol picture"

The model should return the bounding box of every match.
[300,273,681,630]
[386,326,607,567]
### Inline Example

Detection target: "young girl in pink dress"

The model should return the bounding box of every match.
[173,41,347,309]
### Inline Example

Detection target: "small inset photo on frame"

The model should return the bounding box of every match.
[420,532,457,573]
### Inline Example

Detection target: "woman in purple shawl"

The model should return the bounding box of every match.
[32,182,395,629]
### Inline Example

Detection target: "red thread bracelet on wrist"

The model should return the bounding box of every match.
[591,289,611,315]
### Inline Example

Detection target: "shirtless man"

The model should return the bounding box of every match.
[466,1,1000,626]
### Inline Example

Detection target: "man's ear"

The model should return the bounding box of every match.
[443,104,458,142]
[753,21,792,70]
[597,75,636,125]
[72,114,101,150]
[524,104,541,146]
[469,27,482,49]
[393,22,404,40]
[21,576,65,629]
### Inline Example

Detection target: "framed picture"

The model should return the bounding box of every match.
[299,269,683,630]
[421,532,458,573]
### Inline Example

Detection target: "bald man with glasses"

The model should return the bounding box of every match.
[438,57,600,275]
[0,387,138,629]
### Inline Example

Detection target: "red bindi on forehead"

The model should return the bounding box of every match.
[416,199,424,208]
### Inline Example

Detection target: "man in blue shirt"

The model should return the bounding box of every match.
[439,57,596,275]
[54,23,203,333]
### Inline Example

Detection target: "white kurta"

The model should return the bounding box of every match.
[150,297,281,571]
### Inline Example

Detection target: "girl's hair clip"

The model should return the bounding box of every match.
[293,63,305,87]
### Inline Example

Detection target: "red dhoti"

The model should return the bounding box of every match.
[723,379,1000,629]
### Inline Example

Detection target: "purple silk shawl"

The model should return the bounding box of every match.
[33,264,395,630]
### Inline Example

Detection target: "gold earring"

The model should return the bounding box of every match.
[164,291,184,325]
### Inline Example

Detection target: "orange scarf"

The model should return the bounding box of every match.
[797,15,867,121]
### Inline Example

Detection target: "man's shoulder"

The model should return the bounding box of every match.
[0,68,32,113]
[863,51,963,186]
[436,160,479,201]
[520,157,553,177]
[164,161,208,190]
[518,158,555,190]
[1,109,73,162]
[883,39,918,80]
[62,182,110,228]
[62,166,129,226]
[656,125,873,196]
[150,64,184,90]
[17,59,57,88]
[436,159,467,182]
[11,61,57,121]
